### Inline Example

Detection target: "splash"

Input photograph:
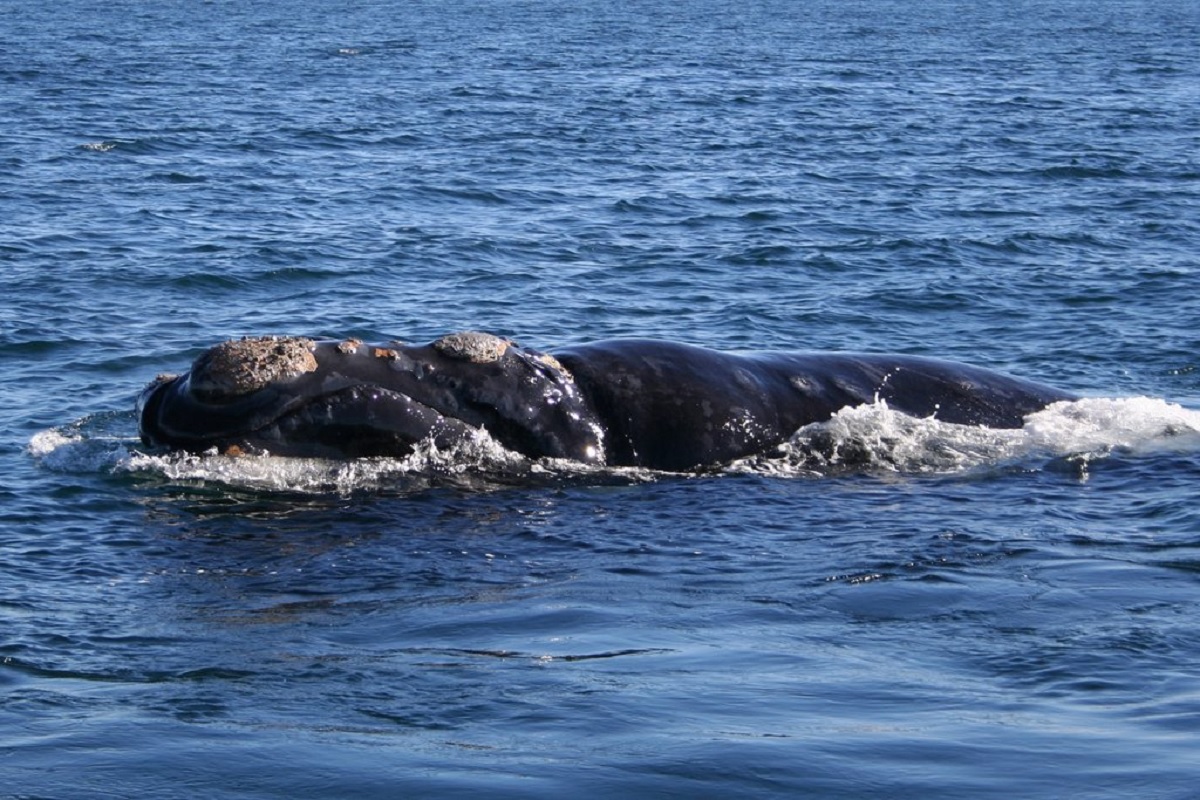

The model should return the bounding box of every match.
[28,413,530,494]
[27,412,136,473]
[119,429,540,494]
[729,396,1200,477]
[28,397,1200,492]
[1024,397,1200,456]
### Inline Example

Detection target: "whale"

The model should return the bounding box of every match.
[138,332,1076,471]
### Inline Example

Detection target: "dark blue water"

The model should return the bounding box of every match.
[4,0,1200,796]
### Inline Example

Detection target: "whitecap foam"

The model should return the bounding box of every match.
[28,414,535,494]
[729,400,1027,477]
[29,396,1200,491]
[729,396,1200,478]
[27,417,138,474]
[115,428,538,494]
[27,427,81,458]
[1024,396,1200,456]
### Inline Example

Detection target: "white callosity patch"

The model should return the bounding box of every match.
[190,336,317,398]
[432,332,511,363]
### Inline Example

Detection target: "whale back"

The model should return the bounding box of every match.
[554,340,1075,471]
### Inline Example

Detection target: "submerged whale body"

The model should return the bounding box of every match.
[138,332,1076,471]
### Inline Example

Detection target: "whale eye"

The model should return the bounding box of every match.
[432,331,511,363]
[190,336,317,399]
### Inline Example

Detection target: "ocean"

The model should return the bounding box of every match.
[3,0,1200,796]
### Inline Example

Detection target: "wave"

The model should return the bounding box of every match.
[730,396,1200,477]
[27,397,1200,495]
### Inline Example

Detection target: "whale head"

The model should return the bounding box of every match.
[138,332,605,462]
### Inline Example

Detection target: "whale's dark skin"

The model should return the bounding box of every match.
[138,332,1076,471]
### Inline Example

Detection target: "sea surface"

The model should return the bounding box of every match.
[3,0,1200,796]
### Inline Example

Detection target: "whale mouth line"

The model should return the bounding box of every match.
[140,376,470,459]
[226,384,478,459]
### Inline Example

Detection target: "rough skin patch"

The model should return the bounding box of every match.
[536,352,568,374]
[191,336,317,397]
[433,331,511,363]
[337,338,362,354]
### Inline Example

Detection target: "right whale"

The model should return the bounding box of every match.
[552,338,1076,470]
[138,333,1077,472]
